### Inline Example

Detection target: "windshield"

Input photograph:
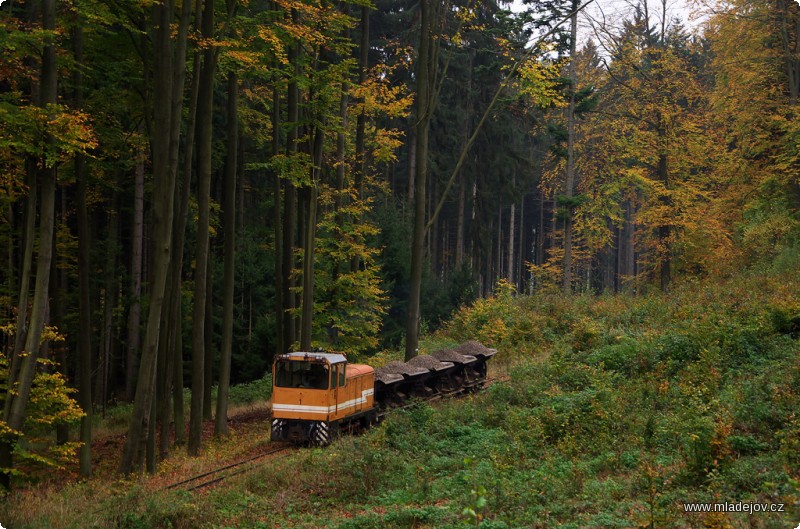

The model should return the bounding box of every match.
[274,360,329,390]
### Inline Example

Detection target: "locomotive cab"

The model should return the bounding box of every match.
[270,352,376,445]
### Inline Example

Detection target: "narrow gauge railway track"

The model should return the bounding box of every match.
[162,444,293,492]
[165,374,509,493]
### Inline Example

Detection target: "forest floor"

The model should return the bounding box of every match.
[18,401,275,492]
[1,270,799,529]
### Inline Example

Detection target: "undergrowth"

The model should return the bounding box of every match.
[1,272,798,528]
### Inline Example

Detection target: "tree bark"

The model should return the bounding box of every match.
[6,170,36,421]
[455,178,465,267]
[300,128,322,351]
[189,0,216,455]
[405,0,435,361]
[96,190,118,409]
[282,22,299,352]
[216,72,238,436]
[508,200,515,285]
[120,0,180,474]
[73,24,93,476]
[561,0,578,294]
[171,0,202,445]
[354,5,369,200]
[203,255,213,421]
[1,0,58,489]
[623,200,636,293]
[272,82,284,357]
[125,158,144,402]
[658,151,671,291]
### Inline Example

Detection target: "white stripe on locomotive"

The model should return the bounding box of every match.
[272,389,374,415]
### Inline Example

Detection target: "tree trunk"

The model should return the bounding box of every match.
[74,25,92,475]
[1,0,58,488]
[405,0,434,361]
[561,0,578,294]
[6,166,36,422]
[171,0,202,445]
[658,151,671,291]
[518,194,524,292]
[407,134,416,202]
[282,24,299,352]
[455,178,465,267]
[125,158,144,402]
[203,255,213,421]
[152,0,193,459]
[216,72,238,436]
[120,0,180,474]
[497,208,502,282]
[508,200,515,285]
[300,128,322,351]
[354,5,369,200]
[272,82,284,356]
[623,200,635,293]
[96,190,118,410]
[4,175,38,390]
[189,0,216,456]
[537,190,544,268]
[156,294,174,461]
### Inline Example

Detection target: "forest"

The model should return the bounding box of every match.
[0,0,798,507]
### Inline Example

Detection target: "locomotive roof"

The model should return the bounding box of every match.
[277,352,348,364]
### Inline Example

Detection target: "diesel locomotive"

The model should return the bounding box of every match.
[270,341,497,445]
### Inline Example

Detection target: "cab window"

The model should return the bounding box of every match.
[338,364,346,387]
[275,360,329,389]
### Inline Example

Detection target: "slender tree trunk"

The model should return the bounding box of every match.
[156,297,174,461]
[120,0,180,474]
[455,178,465,267]
[74,25,93,475]
[658,151,671,291]
[562,0,578,294]
[623,200,635,293]
[152,0,193,458]
[282,23,299,352]
[5,204,13,320]
[216,72,238,436]
[1,0,58,488]
[518,195,524,292]
[189,0,216,455]
[407,135,416,202]
[2,173,56,489]
[537,190,544,268]
[146,364,157,472]
[508,201,515,285]
[126,159,144,402]
[497,208,502,282]
[300,128,322,351]
[172,306,186,446]
[354,5,369,200]
[171,0,202,445]
[272,82,284,356]
[203,255,213,421]
[6,170,36,421]
[97,192,118,409]
[405,0,434,361]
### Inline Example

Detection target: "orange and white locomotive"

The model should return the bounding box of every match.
[270,352,378,445]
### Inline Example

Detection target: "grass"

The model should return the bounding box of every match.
[2,272,799,528]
